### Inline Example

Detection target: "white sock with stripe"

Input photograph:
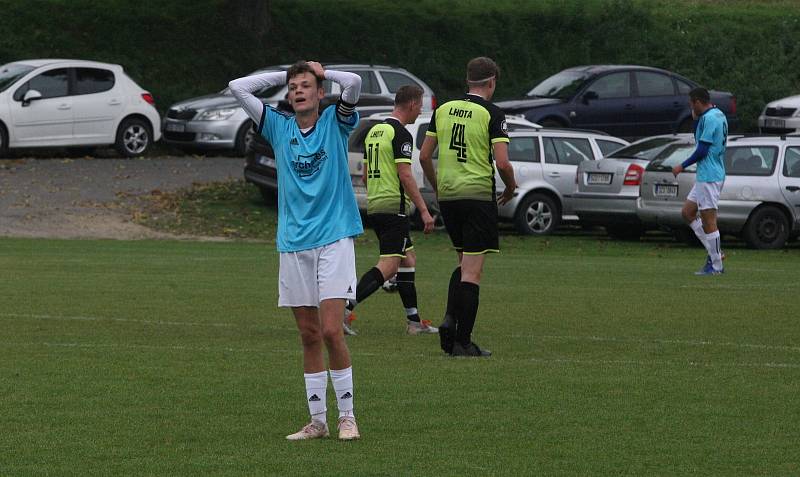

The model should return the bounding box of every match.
[706,230,723,270]
[304,371,328,425]
[329,367,354,419]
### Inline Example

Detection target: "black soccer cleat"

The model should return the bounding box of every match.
[438,314,455,354]
[451,341,491,357]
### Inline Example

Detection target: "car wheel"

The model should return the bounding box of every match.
[606,224,644,240]
[514,193,560,235]
[115,118,152,157]
[234,121,253,157]
[0,123,8,158]
[743,206,789,249]
[540,118,565,128]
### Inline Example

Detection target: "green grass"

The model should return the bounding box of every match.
[1,228,799,475]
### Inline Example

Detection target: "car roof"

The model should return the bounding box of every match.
[727,134,800,145]
[508,129,622,140]
[252,63,406,73]
[564,64,677,75]
[9,59,122,69]
[363,112,538,127]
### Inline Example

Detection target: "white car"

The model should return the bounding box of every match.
[0,59,161,157]
[759,94,800,135]
[346,112,541,221]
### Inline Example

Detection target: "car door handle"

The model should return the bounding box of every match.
[787,186,800,192]
[548,172,560,177]
[672,102,682,108]
[109,99,122,105]
[57,104,71,110]
[624,104,634,110]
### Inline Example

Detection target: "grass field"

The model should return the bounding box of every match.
[1,228,799,476]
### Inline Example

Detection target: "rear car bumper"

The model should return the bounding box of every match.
[570,193,641,224]
[162,118,240,148]
[758,115,800,135]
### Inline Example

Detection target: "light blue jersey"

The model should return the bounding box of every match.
[259,105,363,252]
[695,107,728,183]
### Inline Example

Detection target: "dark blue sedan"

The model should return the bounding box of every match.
[497,65,738,138]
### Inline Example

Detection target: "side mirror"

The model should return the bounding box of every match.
[582,91,598,104]
[22,89,43,106]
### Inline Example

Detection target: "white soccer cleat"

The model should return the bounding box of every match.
[286,421,329,440]
[343,308,358,336]
[406,319,439,335]
[337,416,360,440]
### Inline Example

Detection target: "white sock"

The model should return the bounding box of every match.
[689,218,706,242]
[329,367,354,419]
[304,371,328,425]
[706,230,723,270]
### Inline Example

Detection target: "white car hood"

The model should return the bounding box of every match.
[767,95,800,108]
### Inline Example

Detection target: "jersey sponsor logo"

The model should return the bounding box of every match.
[401,141,412,156]
[501,120,508,134]
[448,107,473,119]
[291,149,328,177]
[290,137,299,145]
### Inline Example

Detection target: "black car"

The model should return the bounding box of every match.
[497,65,738,139]
[244,93,395,202]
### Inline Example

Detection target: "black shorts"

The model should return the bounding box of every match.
[369,213,413,257]
[439,199,499,255]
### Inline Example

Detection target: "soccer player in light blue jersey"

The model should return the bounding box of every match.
[229,61,363,440]
[672,87,728,275]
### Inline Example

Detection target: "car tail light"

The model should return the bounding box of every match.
[141,93,155,106]
[623,164,644,186]
[731,95,737,115]
[431,95,437,110]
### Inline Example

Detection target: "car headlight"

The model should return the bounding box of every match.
[794,109,800,118]
[197,108,237,121]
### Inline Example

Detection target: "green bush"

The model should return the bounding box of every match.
[1,0,799,131]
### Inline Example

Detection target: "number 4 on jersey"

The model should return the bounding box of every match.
[449,123,467,163]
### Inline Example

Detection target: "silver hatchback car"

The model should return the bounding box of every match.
[496,129,628,234]
[571,135,688,239]
[637,135,800,249]
[164,63,436,155]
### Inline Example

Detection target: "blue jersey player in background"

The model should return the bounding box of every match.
[672,87,728,275]
[229,61,363,440]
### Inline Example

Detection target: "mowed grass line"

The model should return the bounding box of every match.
[1,236,799,476]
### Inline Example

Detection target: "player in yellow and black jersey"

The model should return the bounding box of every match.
[343,86,437,336]
[420,57,517,357]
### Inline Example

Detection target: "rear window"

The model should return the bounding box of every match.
[725,146,778,176]
[380,71,422,93]
[785,147,800,178]
[596,139,626,157]
[610,137,683,161]
[646,144,697,171]
[75,68,115,95]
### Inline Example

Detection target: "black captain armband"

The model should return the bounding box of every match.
[336,98,357,118]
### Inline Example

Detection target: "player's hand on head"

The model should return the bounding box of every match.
[306,61,325,80]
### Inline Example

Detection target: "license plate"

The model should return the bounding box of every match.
[165,122,185,132]
[765,118,785,128]
[654,183,678,197]
[258,155,275,167]
[587,172,612,185]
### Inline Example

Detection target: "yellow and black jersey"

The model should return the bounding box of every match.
[426,93,509,201]
[363,117,413,215]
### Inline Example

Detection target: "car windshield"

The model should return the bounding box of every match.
[0,63,34,93]
[646,144,697,171]
[221,70,284,98]
[526,70,591,99]
[607,137,682,161]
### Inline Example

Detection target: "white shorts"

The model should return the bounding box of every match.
[278,237,357,307]
[687,181,723,210]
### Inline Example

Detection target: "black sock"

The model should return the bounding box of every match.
[443,267,462,324]
[396,269,419,322]
[351,267,385,309]
[455,282,480,345]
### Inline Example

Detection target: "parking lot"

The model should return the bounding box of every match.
[0,155,242,239]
